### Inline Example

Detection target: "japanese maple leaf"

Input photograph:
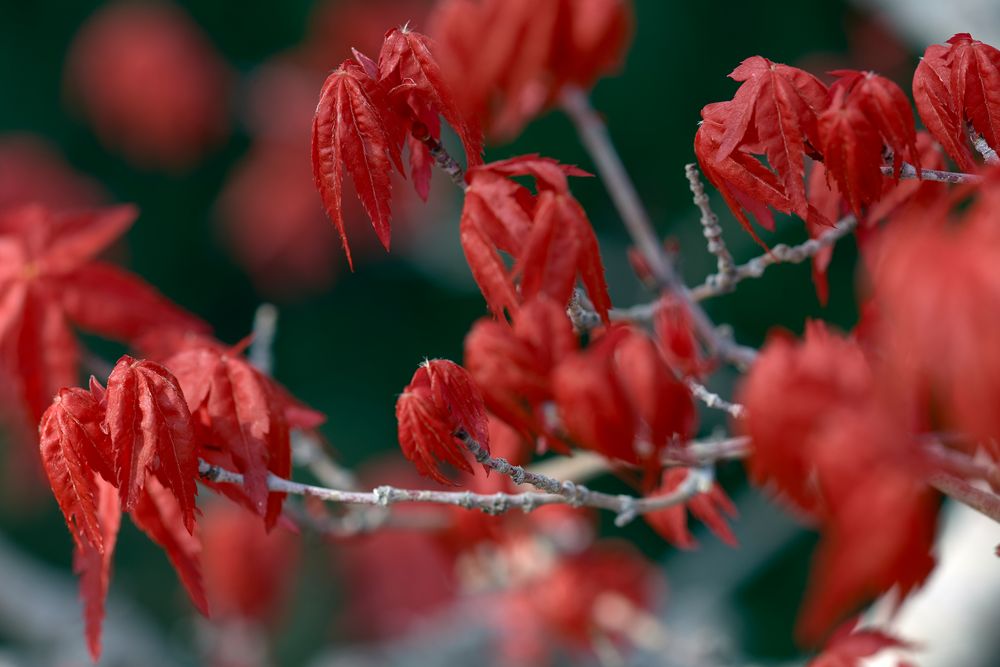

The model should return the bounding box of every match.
[738,322,920,517]
[73,475,121,662]
[396,359,490,484]
[716,57,829,214]
[695,102,797,244]
[0,204,207,428]
[129,475,209,616]
[105,355,199,532]
[913,34,1000,171]
[551,328,637,464]
[312,26,484,267]
[431,0,632,139]
[871,207,1000,451]
[818,70,920,216]
[164,342,319,529]
[312,57,403,268]
[644,468,738,550]
[378,26,483,170]
[697,57,831,240]
[464,296,578,450]
[912,43,978,172]
[461,155,612,321]
[797,469,936,645]
[38,386,114,551]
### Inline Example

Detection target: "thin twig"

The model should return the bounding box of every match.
[880,163,982,184]
[927,472,1000,524]
[594,216,858,327]
[199,459,712,527]
[967,124,999,166]
[686,163,736,281]
[560,87,755,370]
[415,128,467,190]
[684,379,746,420]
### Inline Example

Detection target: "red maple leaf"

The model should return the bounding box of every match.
[396,359,491,484]
[73,475,121,662]
[913,34,1000,171]
[464,296,577,450]
[461,155,611,321]
[38,386,114,551]
[105,355,199,532]
[431,0,632,139]
[808,619,911,667]
[818,70,920,216]
[0,205,207,429]
[644,467,738,550]
[129,475,209,616]
[164,342,321,529]
[312,57,403,268]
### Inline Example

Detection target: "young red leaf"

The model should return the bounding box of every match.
[644,468,738,550]
[818,71,919,216]
[105,355,199,531]
[396,359,490,484]
[431,0,632,139]
[714,56,829,219]
[946,34,1000,151]
[165,344,306,528]
[378,26,483,169]
[551,331,638,463]
[0,205,208,427]
[129,475,209,616]
[797,468,936,645]
[913,43,978,172]
[73,476,121,662]
[461,156,612,321]
[737,322,879,515]
[615,332,697,456]
[464,296,577,448]
[312,59,402,268]
[695,102,798,243]
[38,387,114,551]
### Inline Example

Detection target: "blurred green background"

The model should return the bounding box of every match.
[0,0,916,664]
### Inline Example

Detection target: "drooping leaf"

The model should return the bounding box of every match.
[312,59,401,267]
[913,43,977,172]
[38,387,113,551]
[73,476,121,662]
[379,26,483,167]
[644,468,738,550]
[129,475,208,616]
[105,355,199,531]
[819,70,920,216]
[396,359,490,484]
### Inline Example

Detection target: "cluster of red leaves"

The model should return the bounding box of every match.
[431,0,633,139]
[64,2,230,169]
[312,25,483,266]
[738,322,937,644]
[695,35,1000,246]
[460,155,611,321]
[331,455,661,666]
[869,175,1000,452]
[0,205,205,433]
[39,330,323,660]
